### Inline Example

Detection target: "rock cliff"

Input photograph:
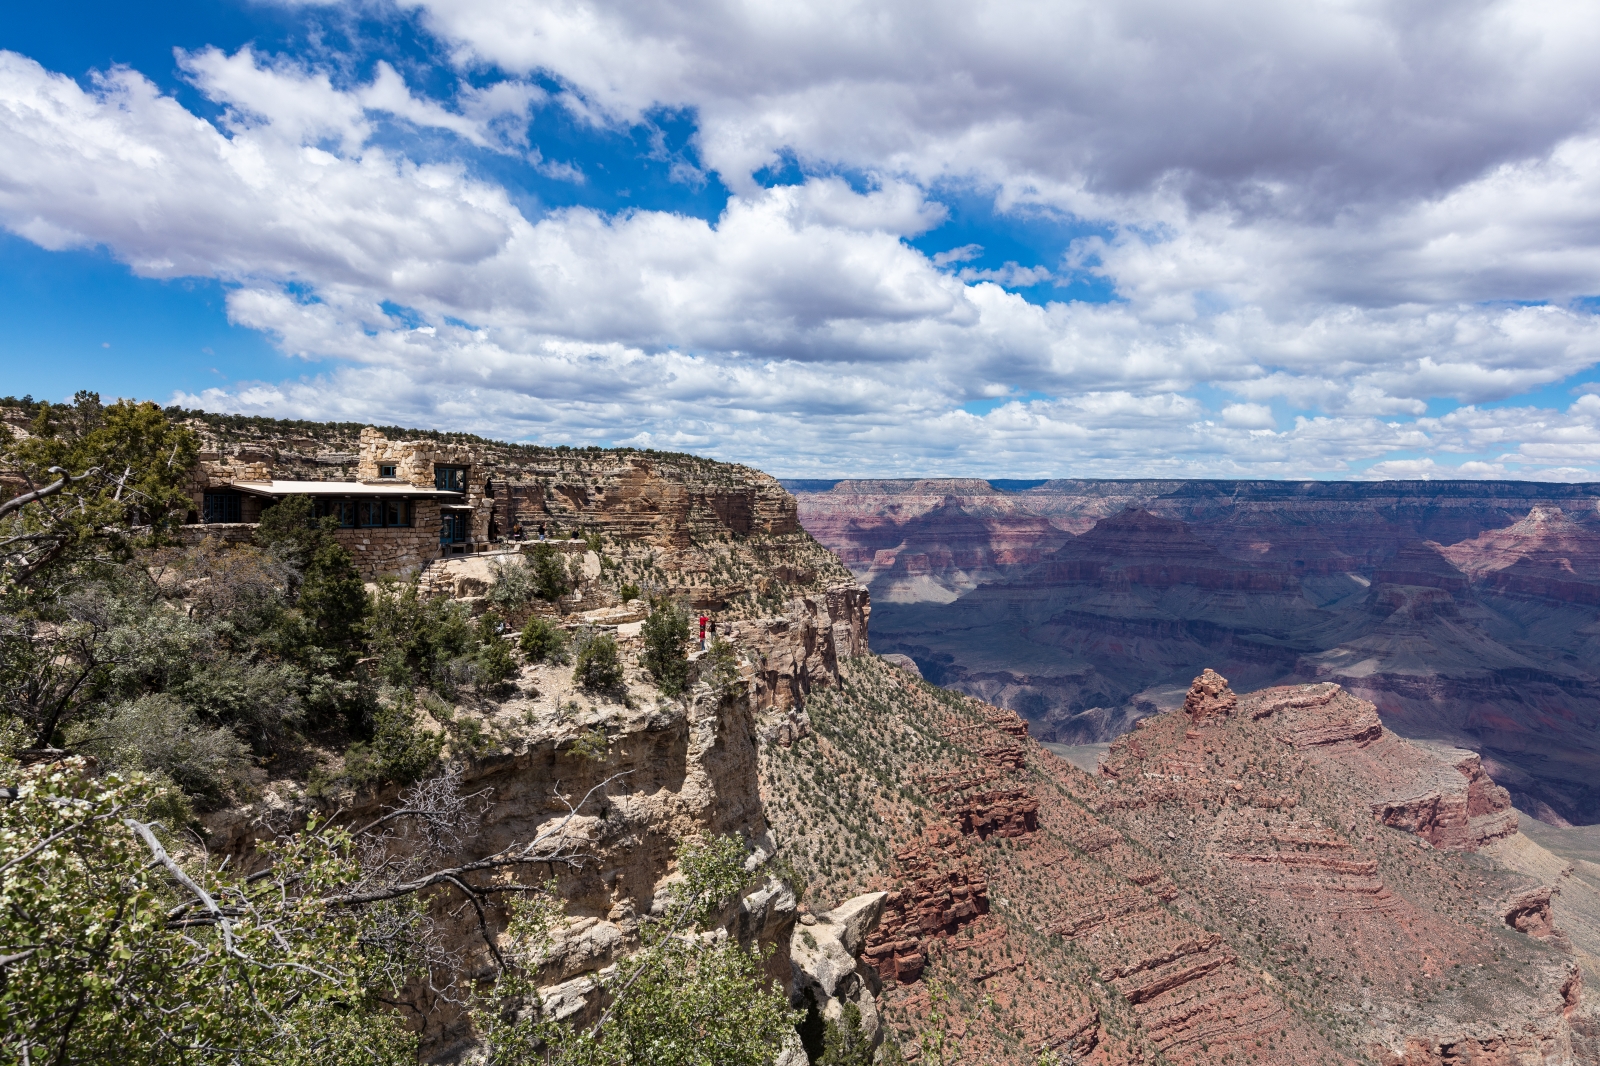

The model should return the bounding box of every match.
[758,658,1590,1064]
[793,479,1600,824]
[172,435,1595,1063]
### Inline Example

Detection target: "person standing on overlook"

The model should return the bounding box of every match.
[698,613,709,650]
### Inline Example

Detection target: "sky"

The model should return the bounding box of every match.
[2,1,1600,480]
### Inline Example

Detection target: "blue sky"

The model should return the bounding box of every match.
[3,0,1600,479]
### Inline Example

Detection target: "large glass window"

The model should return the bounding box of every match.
[434,465,468,492]
[202,492,241,524]
[311,497,412,527]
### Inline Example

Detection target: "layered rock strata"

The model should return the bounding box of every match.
[810,481,1600,824]
[761,656,1589,1065]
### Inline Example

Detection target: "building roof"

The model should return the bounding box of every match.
[225,480,463,499]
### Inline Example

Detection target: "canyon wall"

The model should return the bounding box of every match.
[791,478,1600,824]
[763,658,1591,1064]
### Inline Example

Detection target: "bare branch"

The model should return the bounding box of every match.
[0,466,100,521]
[443,874,506,972]
[126,819,237,957]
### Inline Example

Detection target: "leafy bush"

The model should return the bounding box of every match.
[369,581,473,690]
[257,497,368,649]
[476,835,798,1066]
[820,1002,875,1065]
[472,612,518,692]
[618,582,641,602]
[0,760,416,1064]
[66,693,258,809]
[572,631,623,692]
[343,695,442,787]
[0,393,199,582]
[519,616,569,663]
[566,725,609,761]
[487,555,540,617]
[704,638,743,694]
[640,601,691,696]
[527,543,570,602]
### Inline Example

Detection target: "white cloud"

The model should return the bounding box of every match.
[406,0,1600,215]
[5,3,1600,479]
[1220,403,1275,430]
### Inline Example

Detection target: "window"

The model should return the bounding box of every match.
[379,464,396,479]
[440,513,467,544]
[312,497,412,528]
[434,464,468,493]
[202,492,241,524]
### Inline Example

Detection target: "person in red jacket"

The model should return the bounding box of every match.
[698,613,709,650]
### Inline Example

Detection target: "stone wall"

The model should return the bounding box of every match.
[332,500,444,578]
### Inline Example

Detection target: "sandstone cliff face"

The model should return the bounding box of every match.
[799,480,1600,825]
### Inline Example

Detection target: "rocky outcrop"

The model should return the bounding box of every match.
[790,892,888,1047]
[724,583,871,715]
[862,840,989,984]
[1184,668,1237,720]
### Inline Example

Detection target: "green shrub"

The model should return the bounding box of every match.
[472,613,517,692]
[254,497,368,659]
[640,601,691,696]
[566,725,609,761]
[519,617,569,663]
[527,543,570,601]
[820,1002,874,1066]
[705,637,742,693]
[368,581,473,689]
[66,694,258,809]
[572,631,623,692]
[619,582,641,602]
[343,696,441,787]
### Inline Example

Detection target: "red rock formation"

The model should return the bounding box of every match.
[1184,668,1237,720]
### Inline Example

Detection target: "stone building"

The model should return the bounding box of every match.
[184,422,806,581]
[188,428,497,578]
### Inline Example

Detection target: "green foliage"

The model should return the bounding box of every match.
[583,531,604,553]
[618,581,641,602]
[820,1002,874,1066]
[527,543,570,602]
[0,553,313,758]
[768,852,809,903]
[572,631,623,693]
[0,393,199,583]
[640,601,691,696]
[705,637,743,694]
[0,759,416,1065]
[566,725,609,762]
[518,616,569,663]
[65,693,258,809]
[473,615,518,693]
[486,555,540,619]
[255,496,369,660]
[476,835,798,1066]
[343,694,441,787]
[368,581,473,692]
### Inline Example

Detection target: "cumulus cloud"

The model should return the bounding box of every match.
[406,0,1600,214]
[5,0,1600,478]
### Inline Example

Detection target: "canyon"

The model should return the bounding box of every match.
[790,479,1600,826]
[37,412,1595,1063]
